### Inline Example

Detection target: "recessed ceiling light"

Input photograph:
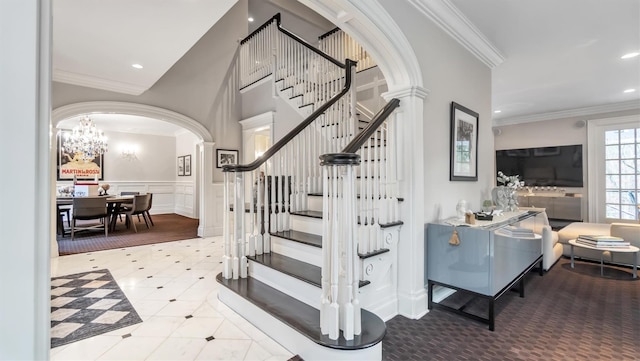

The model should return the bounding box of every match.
[248,17,254,22]
[132,64,143,69]
[494,110,502,114]
[623,88,636,93]
[621,52,639,59]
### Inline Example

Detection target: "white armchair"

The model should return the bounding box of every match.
[520,207,562,271]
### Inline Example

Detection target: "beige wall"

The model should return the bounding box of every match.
[380,0,493,221]
[494,108,640,150]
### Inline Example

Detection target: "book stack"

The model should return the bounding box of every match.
[499,226,534,238]
[576,235,630,248]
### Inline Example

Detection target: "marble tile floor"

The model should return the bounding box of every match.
[50,236,295,361]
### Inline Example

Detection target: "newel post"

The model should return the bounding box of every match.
[319,153,361,340]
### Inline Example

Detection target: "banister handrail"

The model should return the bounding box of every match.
[240,13,281,45]
[240,12,345,69]
[341,98,400,154]
[278,27,345,68]
[223,59,357,173]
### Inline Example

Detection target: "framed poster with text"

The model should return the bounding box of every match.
[57,131,104,181]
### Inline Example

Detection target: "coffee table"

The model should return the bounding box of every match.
[568,239,639,279]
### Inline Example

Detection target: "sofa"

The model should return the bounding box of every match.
[558,222,640,266]
[519,207,562,271]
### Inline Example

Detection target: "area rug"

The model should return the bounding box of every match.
[50,269,142,348]
[57,213,199,255]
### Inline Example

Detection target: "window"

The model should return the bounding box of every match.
[604,128,639,220]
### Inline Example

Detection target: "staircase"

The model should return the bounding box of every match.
[217,14,401,361]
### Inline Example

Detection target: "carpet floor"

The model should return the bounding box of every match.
[57,214,199,255]
[383,258,639,361]
[50,269,142,348]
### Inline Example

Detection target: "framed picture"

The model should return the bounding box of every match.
[450,102,479,181]
[177,156,185,176]
[216,149,239,168]
[184,154,191,176]
[57,130,104,181]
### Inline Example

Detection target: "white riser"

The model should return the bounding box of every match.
[291,214,322,235]
[307,195,323,212]
[271,236,322,267]
[248,261,321,309]
[218,287,382,361]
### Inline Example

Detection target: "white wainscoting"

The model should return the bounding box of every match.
[174,181,196,218]
[56,181,197,218]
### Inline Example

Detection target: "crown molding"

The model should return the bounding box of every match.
[53,69,148,95]
[493,100,640,126]
[407,0,504,68]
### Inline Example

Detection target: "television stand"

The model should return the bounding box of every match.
[518,193,582,221]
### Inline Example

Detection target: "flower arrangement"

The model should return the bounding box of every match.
[497,171,523,189]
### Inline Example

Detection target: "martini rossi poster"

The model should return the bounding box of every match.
[57,131,104,181]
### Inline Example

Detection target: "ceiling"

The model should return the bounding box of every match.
[52,0,640,134]
[450,0,640,123]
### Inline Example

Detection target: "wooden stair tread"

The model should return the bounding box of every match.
[249,252,370,288]
[216,273,386,351]
[272,230,322,248]
[291,210,323,218]
[271,230,390,259]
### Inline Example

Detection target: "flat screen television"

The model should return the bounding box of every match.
[495,145,583,187]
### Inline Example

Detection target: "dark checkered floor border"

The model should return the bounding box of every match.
[50,269,142,348]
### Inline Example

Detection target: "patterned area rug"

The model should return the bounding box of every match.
[57,213,199,255]
[383,258,640,360]
[50,269,142,348]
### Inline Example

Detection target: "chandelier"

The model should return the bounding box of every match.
[62,115,108,162]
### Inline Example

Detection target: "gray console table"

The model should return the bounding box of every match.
[426,210,545,331]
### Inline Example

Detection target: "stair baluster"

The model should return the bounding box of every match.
[319,28,376,73]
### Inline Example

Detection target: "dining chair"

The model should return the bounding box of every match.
[118,194,151,232]
[118,191,139,222]
[57,204,72,237]
[71,197,108,240]
[144,193,154,226]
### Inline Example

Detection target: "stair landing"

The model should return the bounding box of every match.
[216,273,386,353]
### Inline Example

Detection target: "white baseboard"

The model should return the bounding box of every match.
[397,288,429,319]
[198,225,220,237]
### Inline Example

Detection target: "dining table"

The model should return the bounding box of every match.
[56,195,134,236]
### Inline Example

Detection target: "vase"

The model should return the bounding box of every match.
[506,188,519,212]
[492,186,517,211]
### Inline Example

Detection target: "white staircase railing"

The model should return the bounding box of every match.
[227,14,401,341]
[223,59,358,281]
[318,28,376,73]
[240,13,347,111]
[318,99,400,340]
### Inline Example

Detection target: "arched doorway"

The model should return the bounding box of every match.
[50,101,218,256]
[298,0,430,318]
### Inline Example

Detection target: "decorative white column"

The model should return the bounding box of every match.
[382,85,430,319]
[197,141,219,237]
